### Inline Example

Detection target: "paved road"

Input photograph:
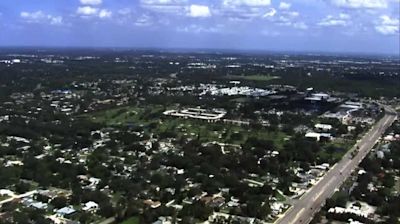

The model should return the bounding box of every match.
[276,107,397,224]
[96,217,116,224]
[0,190,38,206]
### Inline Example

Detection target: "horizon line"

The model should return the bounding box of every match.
[0,45,399,58]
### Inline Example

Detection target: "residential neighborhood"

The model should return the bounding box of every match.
[0,49,399,224]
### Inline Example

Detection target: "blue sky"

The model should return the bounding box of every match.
[0,0,399,54]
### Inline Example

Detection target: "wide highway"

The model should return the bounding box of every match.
[276,106,397,224]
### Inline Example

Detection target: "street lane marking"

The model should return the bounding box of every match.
[290,208,305,224]
[313,176,337,202]
[340,160,352,173]
[276,114,397,224]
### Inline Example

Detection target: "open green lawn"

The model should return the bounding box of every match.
[226,75,280,82]
[84,104,288,148]
[84,105,165,126]
[120,217,140,224]
[274,190,287,202]
[84,106,142,126]
[230,97,250,103]
[319,139,355,164]
[157,118,288,148]
[0,195,10,201]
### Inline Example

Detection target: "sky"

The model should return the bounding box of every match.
[0,0,399,55]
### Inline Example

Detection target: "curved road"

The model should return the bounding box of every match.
[276,107,397,224]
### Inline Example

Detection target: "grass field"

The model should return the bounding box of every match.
[230,97,250,103]
[319,139,355,164]
[226,75,280,82]
[157,118,288,148]
[0,195,10,201]
[84,104,288,148]
[86,105,165,126]
[275,190,287,202]
[86,106,142,125]
[120,217,139,224]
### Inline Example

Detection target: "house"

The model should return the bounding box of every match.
[153,217,172,224]
[82,201,99,212]
[305,93,335,102]
[209,197,225,208]
[31,202,48,210]
[56,206,76,217]
[271,202,286,216]
[305,132,332,141]
[328,201,375,219]
[0,189,14,197]
[144,199,161,209]
[37,190,59,200]
[227,197,240,207]
[5,160,24,167]
[315,123,332,132]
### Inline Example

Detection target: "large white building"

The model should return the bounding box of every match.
[163,108,226,122]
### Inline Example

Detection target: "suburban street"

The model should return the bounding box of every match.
[0,190,37,206]
[276,107,398,224]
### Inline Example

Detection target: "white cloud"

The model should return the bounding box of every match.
[140,0,188,14]
[76,6,112,19]
[80,0,102,5]
[118,8,132,15]
[141,0,187,4]
[338,13,350,19]
[261,30,280,36]
[293,22,308,29]
[76,6,99,16]
[177,24,221,33]
[21,11,45,20]
[99,9,112,18]
[375,15,399,35]
[20,11,63,25]
[318,19,347,26]
[115,8,134,24]
[49,16,63,25]
[135,14,153,26]
[188,5,211,17]
[273,11,300,25]
[263,8,276,17]
[218,0,275,21]
[318,14,351,26]
[331,0,388,9]
[279,2,291,10]
[223,0,271,6]
[285,11,299,17]
[275,16,308,30]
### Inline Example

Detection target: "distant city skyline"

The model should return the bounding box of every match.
[0,0,399,55]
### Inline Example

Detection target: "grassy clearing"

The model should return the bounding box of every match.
[85,105,164,126]
[0,195,10,201]
[157,118,287,148]
[274,190,287,202]
[85,105,287,148]
[120,217,140,224]
[230,97,250,103]
[226,75,280,82]
[319,139,355,164]
[85,106,142,125]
